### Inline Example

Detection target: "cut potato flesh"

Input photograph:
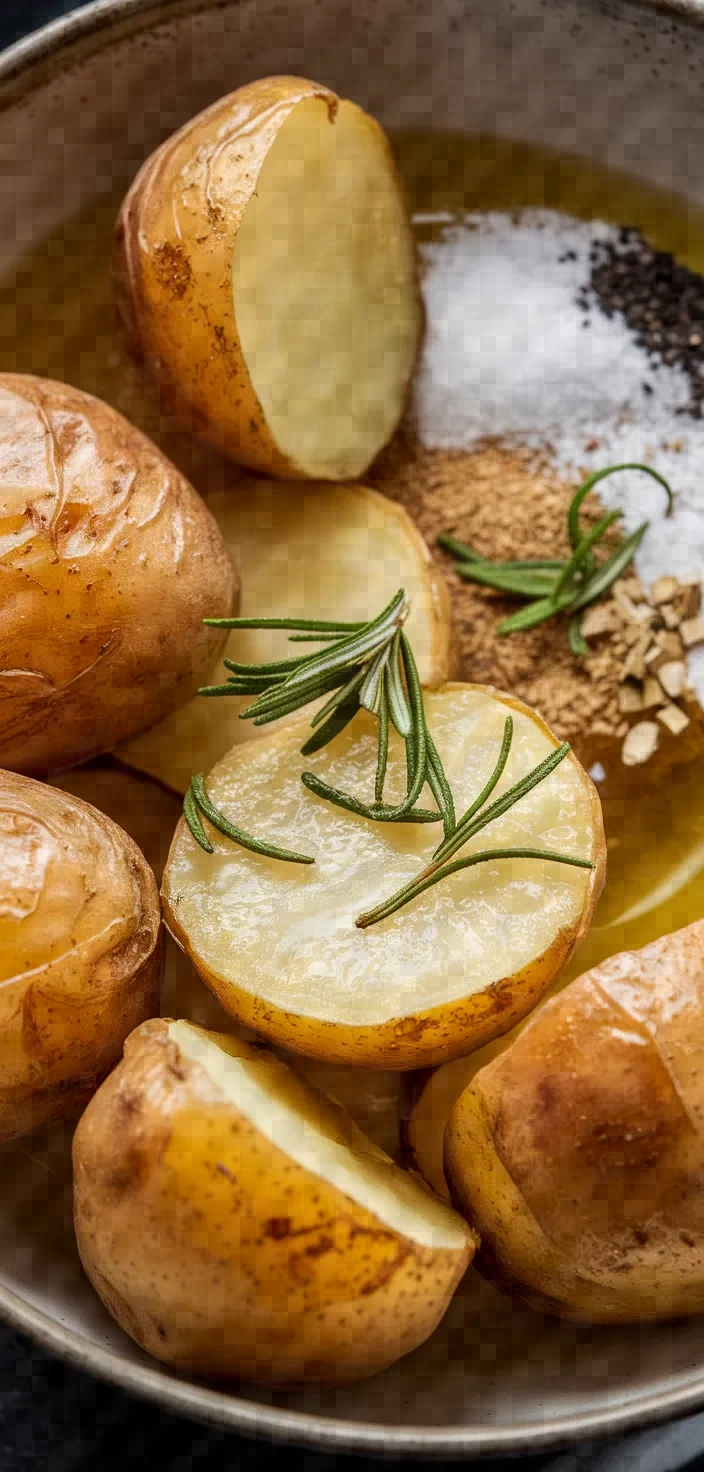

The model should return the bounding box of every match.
[162,684,605,1068]
[231,97,420,479]
[119,481,450,793]
[170,1021,467,1249]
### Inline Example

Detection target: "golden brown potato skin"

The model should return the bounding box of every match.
[0,771,163,1140]
[445,919,704,1323]
[114,77,408,478]
[0,374,236,773]
[73,1018,471,1385]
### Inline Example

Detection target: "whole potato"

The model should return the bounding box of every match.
[73,1018,473,1385]
[0,373,236,773]
[445,919,704,1323]
[115,77,421,480]
[0,770,163,1140]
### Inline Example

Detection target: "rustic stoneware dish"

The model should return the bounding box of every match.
[3,0,704,1455]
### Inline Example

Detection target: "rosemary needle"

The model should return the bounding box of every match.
[185,774,314,864]
[439,462,674,652]
[355,725,593,928]
[184,589,454,860]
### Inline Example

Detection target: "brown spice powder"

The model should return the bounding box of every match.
[370,434,651,770]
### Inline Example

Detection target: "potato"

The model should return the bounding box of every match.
[162,685,605,1070]
[0,769,162,1141]
[0,373,235,773]
[402,1028,526,1200]
[73,1018,472,1385]
[445,919,704,1323]
[115,78,421,480]
[119,479,451,792]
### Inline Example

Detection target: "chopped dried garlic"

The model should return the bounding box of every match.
[681,616,704,649]
[657,704,691,736]
[622,721,660,767]
[657,660,687,699]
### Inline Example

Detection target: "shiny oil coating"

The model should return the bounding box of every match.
[0,769,162,1139]
[162,684,604,1066]
[115,76,420,479]
[446,918,704,1321]
[0,374,235,772]
[73,1018,473,1386]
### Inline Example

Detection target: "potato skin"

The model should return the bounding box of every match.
[73,1018,472,1385]
[0,770,163,1140]
[445,919,704,1323]
[161,685,605,1070]
[0,373,235,773]
[114,77,414,479]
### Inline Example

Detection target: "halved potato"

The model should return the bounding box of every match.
[0,769,162,1140]
[119,479,451,793]
[0,373,235,774]
[445,919,704,1323]
[162,684,605,1069]
[115,78,421,480]
[73,1018,472,1385]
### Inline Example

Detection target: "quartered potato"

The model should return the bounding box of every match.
[445,919,704,1323]
[0,373,235,773]
[115,77,421,480]
[162,685,605,1069]
[119,480,451,793]
[0,770,162,1140]
[73,1019,472,1385]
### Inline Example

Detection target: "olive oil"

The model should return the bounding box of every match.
[3,132,704,978]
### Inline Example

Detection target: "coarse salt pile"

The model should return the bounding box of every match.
[413,208,704,703]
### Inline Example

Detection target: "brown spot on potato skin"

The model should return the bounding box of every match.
[152,242,192,299]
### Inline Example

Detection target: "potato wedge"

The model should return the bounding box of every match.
[115,78,421,481]
[119,479,451,792]
[73,1019,472,1385]
[0,769,162,1141]
[445,919,704,1323]
[0,373,235,773]
[162,684,605,1069]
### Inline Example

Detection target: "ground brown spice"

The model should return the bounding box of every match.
[370,433,695,771]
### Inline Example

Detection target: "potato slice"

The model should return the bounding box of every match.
[445,919,704,1323]
[115,79,421,480]
[119,480,451,794]
[162,684,605,1069]
[73,1018,472,1385]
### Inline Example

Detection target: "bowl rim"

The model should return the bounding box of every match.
[3,0,704,1455]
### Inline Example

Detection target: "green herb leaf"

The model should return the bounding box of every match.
[183,775,315,865]
[356,848,594,928]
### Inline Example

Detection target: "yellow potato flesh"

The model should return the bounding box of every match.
[170,1022,466,1249]
[73,1018,473,1385]
[119,480,450,793]
[231,97,420,479]
[162,685,604,1066]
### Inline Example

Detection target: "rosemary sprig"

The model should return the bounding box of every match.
[355,719,594,928]
[185,600,593,926]
[438,462,674,652]
[183,589,455,856]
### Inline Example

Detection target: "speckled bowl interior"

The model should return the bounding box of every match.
[2,0,704,1456]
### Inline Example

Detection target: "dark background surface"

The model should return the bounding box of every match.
[2,1,704,1468]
